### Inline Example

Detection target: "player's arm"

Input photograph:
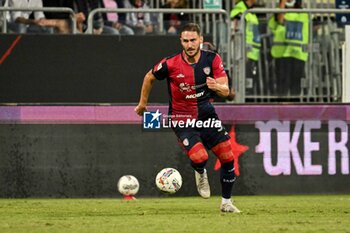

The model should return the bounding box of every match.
[208,53,230,98]
[206,76,229,98]
[135,70,157,116]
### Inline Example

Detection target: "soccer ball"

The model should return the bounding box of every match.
[117,175,139,196]
[155,168,182,194]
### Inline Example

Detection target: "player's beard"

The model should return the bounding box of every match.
[185,47,200,59]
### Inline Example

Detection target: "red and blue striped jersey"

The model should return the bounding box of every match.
[152,50,227,120]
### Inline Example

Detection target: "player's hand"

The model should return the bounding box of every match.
[134,104,147,116]
[227,89,235,101]
[206,77,218,91]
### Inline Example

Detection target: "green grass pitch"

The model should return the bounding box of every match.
[0,195,349,233]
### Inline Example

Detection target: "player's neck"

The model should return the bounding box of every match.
[183,50,201,64]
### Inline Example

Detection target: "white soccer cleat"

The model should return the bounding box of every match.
[220,200,241,213]
[195,169,210,199]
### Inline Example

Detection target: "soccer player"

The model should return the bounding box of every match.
[135,23,240,213]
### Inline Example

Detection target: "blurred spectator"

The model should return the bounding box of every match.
[5,0,70,34]
[74,0,120,34]
[101,0,134,35]
[0,0,4,30]
[124,0,153,35]
[231,0,261,97]
[161,0,189,35]
[268,0,308,97]
[116,0,127,24]
[43,0,73,19]
[43,0,85,33]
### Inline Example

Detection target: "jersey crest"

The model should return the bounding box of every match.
[203,67,211,75]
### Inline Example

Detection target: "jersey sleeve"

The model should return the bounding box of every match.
[152,58,168,80]
[212,54,227,79]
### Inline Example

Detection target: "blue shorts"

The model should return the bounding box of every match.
[172,115,230,151]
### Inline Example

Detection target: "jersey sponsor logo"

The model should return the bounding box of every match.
[180,82,207,92]
[185,91,205,99]
[176,73,185,78]
[203,67,211,75]
[179,82,191,92]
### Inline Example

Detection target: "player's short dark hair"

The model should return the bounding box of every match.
[180,23,201,36]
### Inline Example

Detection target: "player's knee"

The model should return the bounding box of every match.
[211,140,234,163]
[188,142,208,164]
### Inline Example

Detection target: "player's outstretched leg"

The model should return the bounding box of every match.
[188,143,210,198]
[212,140,241,213]
[220,161,240,213]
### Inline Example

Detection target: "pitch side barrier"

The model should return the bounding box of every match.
[0,104,349,197]
[85,8,231,75]
[0,7,77,34]
[0,104,348,124]
[236,8,350,103]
